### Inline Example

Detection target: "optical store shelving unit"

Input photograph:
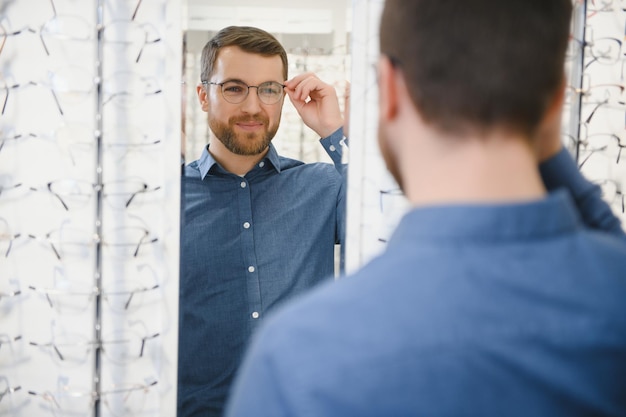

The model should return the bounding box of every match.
[345,0,626,271]
[564,0,626,216]
[0,1,181,416]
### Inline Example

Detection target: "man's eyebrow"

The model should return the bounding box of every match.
[218,77,245,83]
[219,78,284,85]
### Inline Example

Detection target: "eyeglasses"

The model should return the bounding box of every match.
[28,224,159,260]
[1,65,94,117]
[29,379,157,417]
[103,19,162,63]
[29,179,161,211]
[567,36,625,68]
[41,0,159,62]
[0,124,162,168]
[29,328,160,366]
[102,71,162,108]
[202,80,286,105]
[572,82,626,106]
[583,133,626,163]
[29,264,160,314]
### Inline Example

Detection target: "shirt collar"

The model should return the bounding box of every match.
[197,143,282,180]
[387,190,582,247]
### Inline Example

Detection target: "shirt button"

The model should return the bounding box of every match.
[252,312,259,319]
[329,145,336,151]
[259,161,265,168]
[240,181,247,188]
[248,266,255,273]
[243,222,251,229]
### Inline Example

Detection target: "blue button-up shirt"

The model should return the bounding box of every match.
[224,149,626,417]
[178,129,346,417]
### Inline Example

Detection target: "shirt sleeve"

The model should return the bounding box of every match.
[539,148,625,238]
[319,127,346,168]
[319,127,347,251]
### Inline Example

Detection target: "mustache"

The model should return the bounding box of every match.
[230,115,268,124]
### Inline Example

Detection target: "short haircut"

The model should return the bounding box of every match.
[200,26,288,83]
[380,0,572,137]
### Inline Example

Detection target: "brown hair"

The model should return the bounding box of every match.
[380,0,572,137]
[200,26,288,83]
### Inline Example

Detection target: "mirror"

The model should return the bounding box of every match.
[181,0,352,165]
[177,1,353,415]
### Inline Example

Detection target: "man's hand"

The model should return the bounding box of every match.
[285,73,344,138]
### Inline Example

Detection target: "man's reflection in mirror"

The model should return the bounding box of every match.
[178,26,347,417]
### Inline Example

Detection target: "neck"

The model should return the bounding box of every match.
[398,126,547,207]
[208,138,269,176]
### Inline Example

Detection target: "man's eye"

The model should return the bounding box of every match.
[259,87,279,95]
[259,83,282,95]
[224,85,245,94]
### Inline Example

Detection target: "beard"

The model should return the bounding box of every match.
[209,113,280,156]
[378,123,404,191]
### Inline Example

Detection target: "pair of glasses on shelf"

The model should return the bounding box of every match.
[29,263,160,314]
[1,69,163,117]
[0,179,161,210]
[28,224,159,261]
[28,379,157,417]
[1,0,159,62]
[577,132,626,168]
[567,36,625,68]
[29,329,160,367]
[0,124,163,169]
[29,179,161,212]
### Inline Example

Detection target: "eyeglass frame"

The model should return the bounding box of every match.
[202,79,286,105]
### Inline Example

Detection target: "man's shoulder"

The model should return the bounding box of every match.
[277,156,343,182]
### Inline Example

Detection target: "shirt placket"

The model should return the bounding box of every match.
[237,176,262,323]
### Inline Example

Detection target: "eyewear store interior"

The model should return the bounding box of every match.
[1,0,624,416]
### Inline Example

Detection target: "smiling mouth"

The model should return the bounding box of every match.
[236,122,264,131]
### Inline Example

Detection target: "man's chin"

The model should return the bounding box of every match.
[231,137,270,156]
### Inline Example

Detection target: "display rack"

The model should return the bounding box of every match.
[0,1,181,416]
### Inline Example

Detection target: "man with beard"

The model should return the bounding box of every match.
[224,1,626,416]
[177,26,346,417]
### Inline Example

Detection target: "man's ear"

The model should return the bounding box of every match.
[378,56,399,123]
[534,76,567,161]
[197,84,209,112]
[544,77,566,126]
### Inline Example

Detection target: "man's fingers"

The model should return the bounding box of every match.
[286,73,325,102]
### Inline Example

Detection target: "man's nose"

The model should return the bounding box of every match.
[240,87,262,113]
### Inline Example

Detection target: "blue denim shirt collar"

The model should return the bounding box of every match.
[388,189,581,247]
[197,143,282,180]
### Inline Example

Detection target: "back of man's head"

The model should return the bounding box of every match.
[380,0,572,138]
